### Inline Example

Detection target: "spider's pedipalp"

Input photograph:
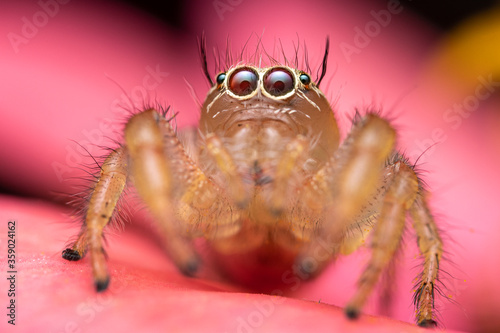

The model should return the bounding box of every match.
[269,135,309,216]
[205,133,249,208]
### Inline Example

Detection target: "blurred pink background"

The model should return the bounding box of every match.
[1,0,499,332]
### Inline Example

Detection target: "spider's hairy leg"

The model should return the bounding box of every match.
[344,161,419,320]
[62,147,128,291]
[410,193,443,327]
[125,109,200,276]
[297,114,396,271]
[329,114,395,225]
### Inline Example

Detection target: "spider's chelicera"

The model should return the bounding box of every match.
[62,38,443,328]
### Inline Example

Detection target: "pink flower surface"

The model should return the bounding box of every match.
[1,0,498,332]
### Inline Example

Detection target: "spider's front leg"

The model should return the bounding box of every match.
[344,155,443,327]
[124,109,200,275]
[62,109,237,291]
[295,114,396,268]
[296,113,442,326]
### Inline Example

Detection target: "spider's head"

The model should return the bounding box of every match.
[199,64,340,154]
[197,37,340,166]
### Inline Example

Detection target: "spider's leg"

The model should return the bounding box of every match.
[296,114,396,270]
[125,109,200,276]
[345,160,418,319]
[325,114,395,227]
[62,147,128,291]
[127,109,244,264]
[410,193,443,327]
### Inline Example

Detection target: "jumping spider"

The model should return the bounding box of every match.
[62,38,443,327]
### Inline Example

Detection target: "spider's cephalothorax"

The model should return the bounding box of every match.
[62,39,443,328]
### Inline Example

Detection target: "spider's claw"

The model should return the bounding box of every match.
[344,306,360,320]
[269,206,284,217]
[94,276,110,292]
[178,255,201,277]
[297,256,318,276]
[418,319,437,328]
[62,248,82,261]
[295,239,337,278]
[166,237,202,277]
[235,197,250,210]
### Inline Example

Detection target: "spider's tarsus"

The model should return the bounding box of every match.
[269,207,284,217]
[179,256,201,277]
[62,248,82,261]
[344,306,360,320]
[235,198,250,210]
[297,256,318,276]
[418,319,437,328]
[95,277,110,292]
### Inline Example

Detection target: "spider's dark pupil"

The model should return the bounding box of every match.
[273,81,285,91]
[239,80,251,92]
[216,73,226,85]
[299,74,311,85]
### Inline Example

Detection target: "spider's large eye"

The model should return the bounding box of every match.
[263,68,295,96]
[229,68,258,96]
[216,73,226,86]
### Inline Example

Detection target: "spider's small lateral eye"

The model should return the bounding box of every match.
[263,68,294,96]
[229,68,258,96]
[299,73,311,86]
[216,73,226,86]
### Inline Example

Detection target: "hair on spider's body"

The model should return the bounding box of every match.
[61,145,129,265]
[200,35,326,87]
[60,101,178,258]
[62,37,446,327]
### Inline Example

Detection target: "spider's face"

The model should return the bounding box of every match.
[200,65,340,161]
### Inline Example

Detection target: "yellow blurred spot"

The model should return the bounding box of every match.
[429,6,500,91]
